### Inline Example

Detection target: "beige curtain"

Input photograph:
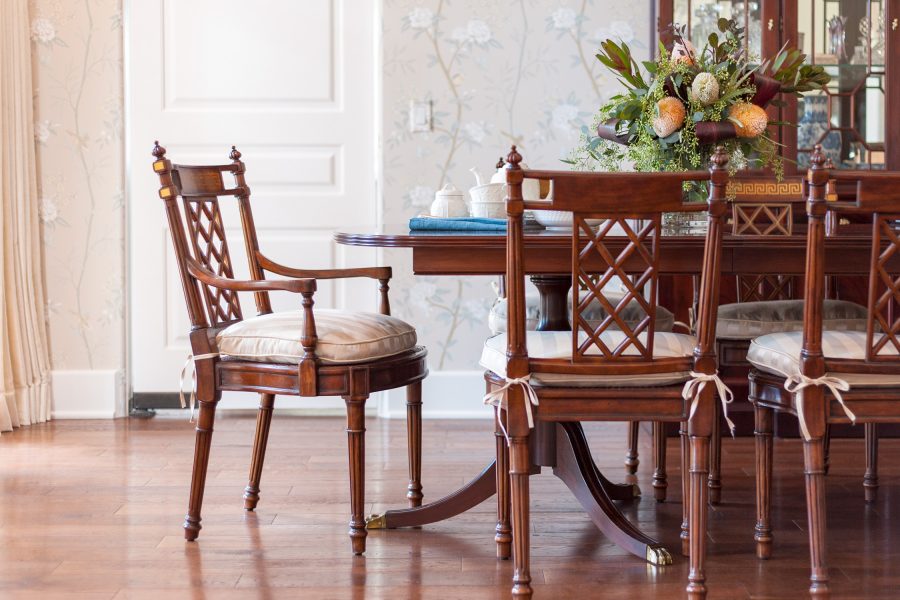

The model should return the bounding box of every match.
[0,0,53,432]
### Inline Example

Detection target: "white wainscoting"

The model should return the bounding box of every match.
[52,370,125,419]
[379,370,491,420]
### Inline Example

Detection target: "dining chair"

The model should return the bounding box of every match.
[748,147,900,594]
[708,178,869,503]
[485,145,731,598]
[150,142,428,554]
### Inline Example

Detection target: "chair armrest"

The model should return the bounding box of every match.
[187,257,316,294]
[257,252,391,281]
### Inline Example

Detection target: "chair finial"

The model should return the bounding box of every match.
[495,156,506,169]
[810,144,826,170]
[152,141,166,159]
[711,145,729,170]
[230,145,242,161]
[506,145,522,169]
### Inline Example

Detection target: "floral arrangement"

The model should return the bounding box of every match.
[567,19,830,196]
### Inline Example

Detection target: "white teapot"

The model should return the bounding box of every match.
[482,160,542,200]
[430,183,469,218]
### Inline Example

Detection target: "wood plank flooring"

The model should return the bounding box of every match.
[0,414,898,599]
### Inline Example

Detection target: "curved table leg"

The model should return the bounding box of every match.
[553,422,672,565]
[366,462,497,529]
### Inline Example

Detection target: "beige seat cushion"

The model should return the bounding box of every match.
[748,330,900,386]
[480,330,695,387]
[217,309,417,364]
[717,299,868,340]
[489,294,676,335]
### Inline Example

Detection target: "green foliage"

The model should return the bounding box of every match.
[574,18,830,187]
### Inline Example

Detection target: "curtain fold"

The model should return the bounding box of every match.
[0,0,53,432]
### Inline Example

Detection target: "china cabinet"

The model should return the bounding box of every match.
[656,0,900,172]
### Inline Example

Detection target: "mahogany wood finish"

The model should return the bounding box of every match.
[748,148,900,595]
[498,146,730,598]
[151,143,427,553]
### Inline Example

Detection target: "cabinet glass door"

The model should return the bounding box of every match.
[796,1,886,169]
[673,1,763,57]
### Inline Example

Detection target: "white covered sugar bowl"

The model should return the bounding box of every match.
[430,183,469,218]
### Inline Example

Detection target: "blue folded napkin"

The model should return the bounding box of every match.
[409,217,507,231]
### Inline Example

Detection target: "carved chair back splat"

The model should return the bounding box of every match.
[150,142,426,556]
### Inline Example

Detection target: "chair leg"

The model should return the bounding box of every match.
[509,435,532,597]
[406,381,424,507]
[680,423,690,557]
[687,433,711,599]
[823,424,832,476]
[494,407,512,560]
[184,396,220,541]
[803,436,830,595]
[754,404,774,559]
[344,395,367,555]
[624,421,640,474]
[708,401,722,505]
[243,393,275,511]
[864,423,878,504]
[652,422,668,502]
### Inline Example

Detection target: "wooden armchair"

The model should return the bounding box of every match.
[749,149,900,595]
[150,142,428,554]
[488,146,730,598]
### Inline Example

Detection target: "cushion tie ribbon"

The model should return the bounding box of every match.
[483,374,540,441]
[784,374,852,441]
[179,353,220,422]
[682,371,736,436]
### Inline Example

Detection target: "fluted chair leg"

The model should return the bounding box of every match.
[708,401,722,505]
[803,436,830,595]
[509,435,532,597]
[652,422,668,502]
[184,395,220,541]
[864,423,878,503]
[244,393,275,511]
[754,404,774,559]
[494,407,512,560]
[624,421,640,474]
[406,381,424,507]
[345,396,367,555]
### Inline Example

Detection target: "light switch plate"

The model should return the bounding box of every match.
[409,100,433,133]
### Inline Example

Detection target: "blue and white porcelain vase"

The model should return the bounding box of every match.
[797,95,841,168]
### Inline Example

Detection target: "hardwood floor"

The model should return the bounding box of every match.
[0,414,897,599]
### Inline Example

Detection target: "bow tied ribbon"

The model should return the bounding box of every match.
[784,374,853,441]
[682,371,736,436]
[483,375,540,441]
[179,353,220,421]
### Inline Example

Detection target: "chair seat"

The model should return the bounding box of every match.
[717,299,868,340]
[480,330,695,387]
[748,330,900,386]
[217,309,417,364]
[489,294,676,335]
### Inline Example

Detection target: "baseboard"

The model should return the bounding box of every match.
[52,370,125,419]
[379,370,490,419]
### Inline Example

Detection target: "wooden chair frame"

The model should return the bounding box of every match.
[498,146,730,598]
[749,147,900,595]
[151,142,427,554]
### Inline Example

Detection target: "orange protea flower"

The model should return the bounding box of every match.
[652,96,686,138]
[728,102,769,138]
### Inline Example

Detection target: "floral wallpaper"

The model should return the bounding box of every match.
[30,0,125,375]
[22,0,651,396]
[383,0,650,369]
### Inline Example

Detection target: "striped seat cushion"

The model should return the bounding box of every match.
[717,299,868,340]
[217,309,417,364]
[480,330,695,387]
[488,294,676,335]
[748,330,900,386]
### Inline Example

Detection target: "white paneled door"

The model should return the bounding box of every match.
[127,0,378,408]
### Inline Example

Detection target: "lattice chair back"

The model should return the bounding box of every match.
[804,147,900,372]
[502,145,730,382]
[729,177,804,302]
[151,142,270,329]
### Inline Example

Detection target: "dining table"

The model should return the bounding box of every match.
[334,222,883,565]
